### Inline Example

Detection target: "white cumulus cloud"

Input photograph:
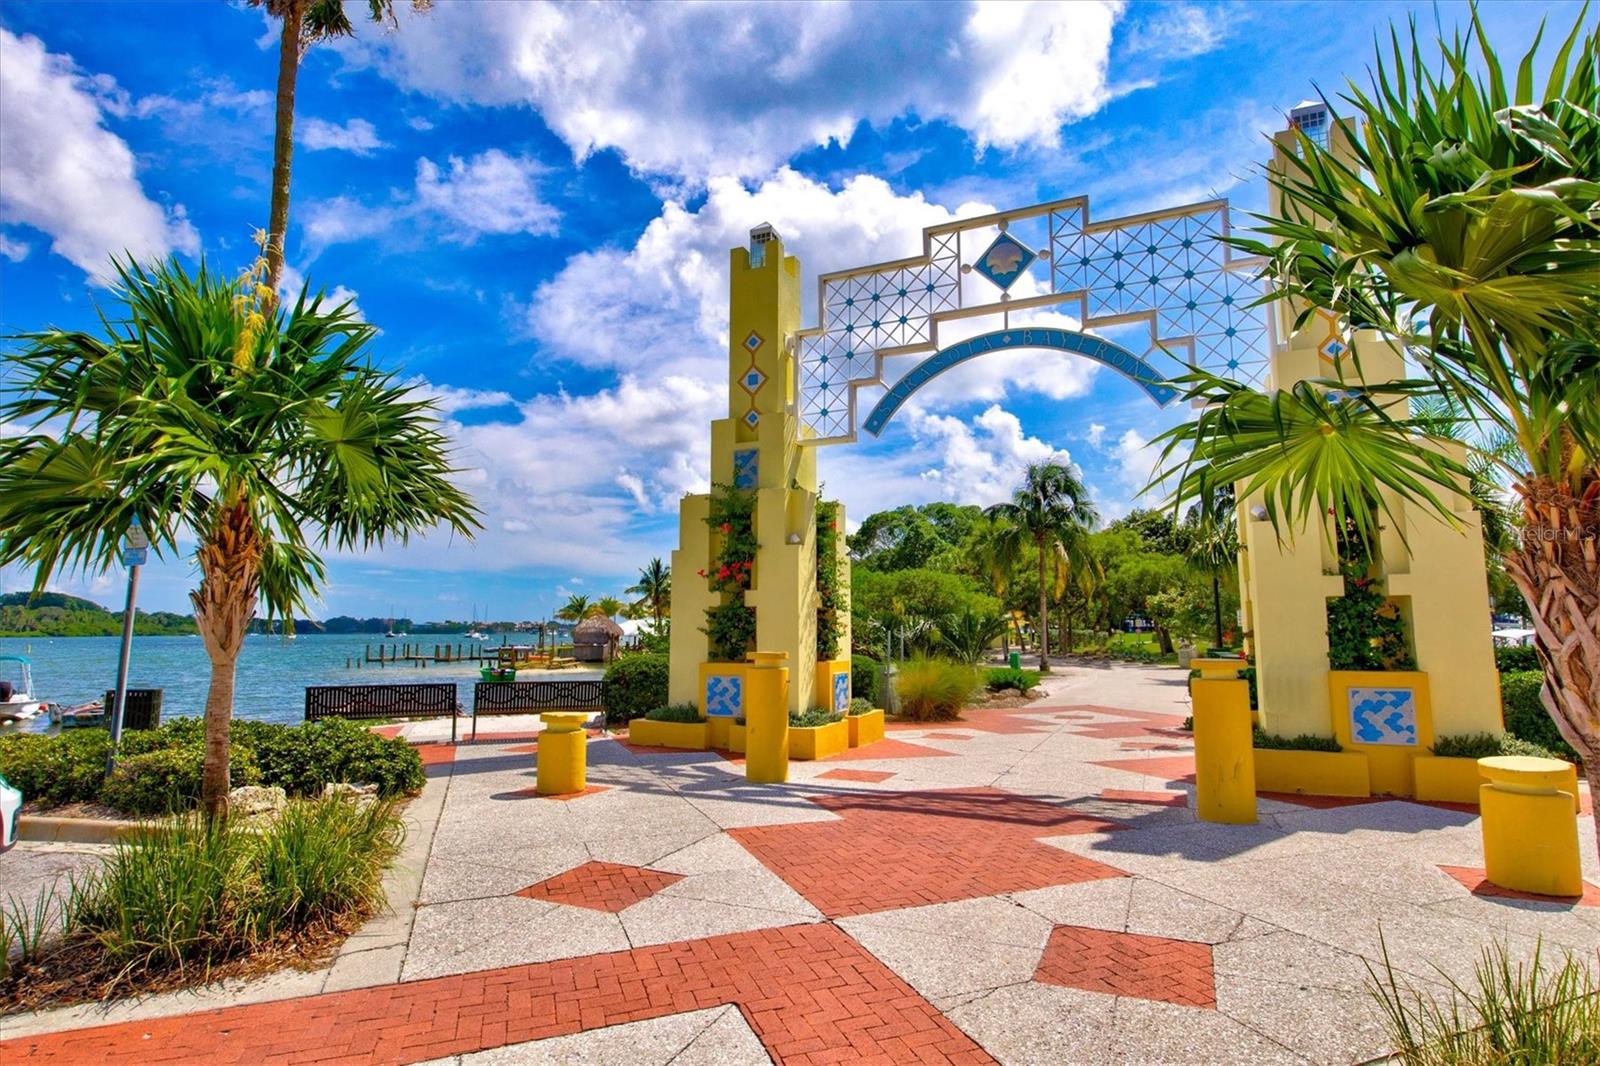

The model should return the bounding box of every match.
[0,29,198,283]
[300,116,388,155]
[335,0,1124,181]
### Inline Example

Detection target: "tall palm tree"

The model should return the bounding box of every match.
[626,558,671,626]
[555,594,591,622]
[986,463,1098,672]
[0,258,478,819]
[250,0,431,295]
[1154,11,1599,855]
[1185,485,1238,648]
[593,596,626,620]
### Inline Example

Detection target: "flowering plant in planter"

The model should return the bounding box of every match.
[703,483,757,593]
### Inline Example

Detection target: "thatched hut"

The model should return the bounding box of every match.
[573,615,624,663]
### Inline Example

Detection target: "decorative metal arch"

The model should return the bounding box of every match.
[860,327,1178,437]
[796,195,1268,445]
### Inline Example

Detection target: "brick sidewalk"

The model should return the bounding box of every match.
[0,924,993,1065]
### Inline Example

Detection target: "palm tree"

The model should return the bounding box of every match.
[1185,485,1238,648]
[986,463,1098,672]
[593,596,625,620]
[1154,11,1599,855]
[555,594,591,622]
[627,557,671,626]
[250,0,431,295]
[0,258,478,819]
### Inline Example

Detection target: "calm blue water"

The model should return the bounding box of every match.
[0,633,511,733]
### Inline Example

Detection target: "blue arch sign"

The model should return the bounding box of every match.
[861,327,1179,437]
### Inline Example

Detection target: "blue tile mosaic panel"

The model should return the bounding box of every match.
[1347,687,1418,746]
[832,670,850,713]
[732,447,758,490]
[705,674,743,717]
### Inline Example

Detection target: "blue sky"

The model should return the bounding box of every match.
[0,0,1573,621]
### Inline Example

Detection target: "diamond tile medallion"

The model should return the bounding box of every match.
[1035,925,1217,1008]
[515,860,684,913]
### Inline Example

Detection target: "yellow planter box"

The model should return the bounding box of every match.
[790,719,849,761]
[1253,748,1370,798]
[1413,756,1485,805]
[727,721,746,754]
[816,659,852,714]
[629,718,710,750]
[847,709,884,748]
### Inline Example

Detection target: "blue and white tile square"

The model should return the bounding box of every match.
[832,670,850,713]
[705,674,742,717]
[1348,687,1418,746]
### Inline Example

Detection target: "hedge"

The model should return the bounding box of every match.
[1500,670,1577,761]
[1493,644,1541,673]
[852,655,882,708]
[601,653,669,726]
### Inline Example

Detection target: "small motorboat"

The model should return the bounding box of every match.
[0,655,46,721]
[50,699,106,729]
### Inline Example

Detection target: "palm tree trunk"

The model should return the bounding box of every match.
[1036,543,1050,673]
[1505,471,1599,863]
[191,499,263,821]
[1212,573,1224,648]
[264,1,304,297]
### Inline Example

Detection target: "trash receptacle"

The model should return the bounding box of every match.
[1008,651,1021,670]
[106,689,162,730]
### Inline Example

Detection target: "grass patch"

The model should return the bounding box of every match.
[642,702,702,723]
[1367,934,1600,1064]
[1,795,402,1007]
[1252,726,1342,752]
[1430,732,1565,761]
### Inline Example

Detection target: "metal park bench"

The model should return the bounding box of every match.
[470,680,603,740]
[305,682,462,742]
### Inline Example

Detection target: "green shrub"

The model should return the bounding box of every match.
[790,707,842,728]
[1431,732,1564,761]
[852,655,881,707]
[1493,644,1541,673]
[1499,670,1577,761]
[847,697,874,716]
[601,652,669,725]
[643,702,702,723]
[895,658,978,722]
[99,745,260,816]
[985,667,1040,693]
[236,718,423,799]
[1252,726,1342,752]
[0,729,110,807]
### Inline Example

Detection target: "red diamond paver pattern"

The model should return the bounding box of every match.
[1035,925,1217,1008]
[731,787,1127,918]
[1438,865,1600,907]
[1091,754,1198,783]
[1100,789,1188,808]
[499,785,611,802]
[0,924,995,1066]
[818,768,896,783]
[515,860,683,912]
[822,738,956,761]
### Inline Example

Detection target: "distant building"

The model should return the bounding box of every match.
[573,615,624,663]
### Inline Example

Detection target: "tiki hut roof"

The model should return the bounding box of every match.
[573,615,624,639]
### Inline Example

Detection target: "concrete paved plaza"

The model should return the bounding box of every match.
[2,664,1596,1064]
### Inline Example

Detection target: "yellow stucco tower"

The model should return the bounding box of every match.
[669,227,851,725]
[1237,105,1501,776]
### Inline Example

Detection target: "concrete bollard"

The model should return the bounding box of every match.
[745,651,790,784]
[536,712,591,795]
[1191,666,1257,825]
[1478,755,1583,897]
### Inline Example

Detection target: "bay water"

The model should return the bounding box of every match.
[0,633,530,733]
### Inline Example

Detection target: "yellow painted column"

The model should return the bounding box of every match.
[535,712,590,795]
[1191,661,1257,824]
[1478,756,1583,898]
[744,651,790,784]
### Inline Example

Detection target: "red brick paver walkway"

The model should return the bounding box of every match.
[1034,925,1217,1008]
[515,861,683,913]
[731,787,1127,918]
[818,768,896,783]
[0,924,994,1066]
[1438,865,1600,907]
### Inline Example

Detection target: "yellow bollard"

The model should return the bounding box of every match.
[1192,676,1257,824]
[1478,755,1582,897]
[744,651,790,784]
[535,711,590,795]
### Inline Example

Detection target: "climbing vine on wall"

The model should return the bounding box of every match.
[701,483,758,662]
[816,499,843,660]
[1325,515,1415,671]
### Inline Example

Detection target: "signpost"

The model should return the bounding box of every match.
[106,517,149,774]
